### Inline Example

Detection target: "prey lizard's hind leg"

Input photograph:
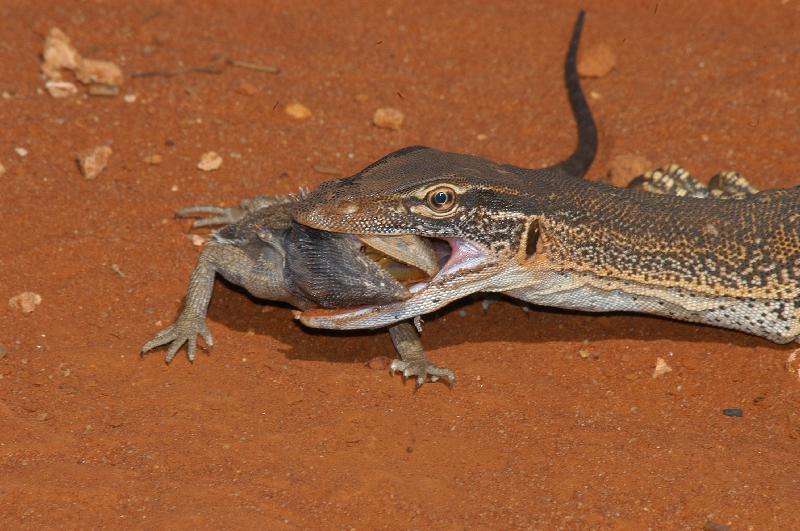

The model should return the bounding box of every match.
[708,171,759,199]
[388,322,456,387]
[176,194,297,228]
[627,164,710,198]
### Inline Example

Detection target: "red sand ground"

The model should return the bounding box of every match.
[2,1,800,528]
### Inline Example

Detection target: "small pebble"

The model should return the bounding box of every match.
[0,162,5,176]
[786,349,800,381]
[88,83,119,97]
[78,145,112,179]
[45,80,78,98]
[578,349,591,359]
[35,412,49,422]
[366,356,391,370]
[703,519,731,531]
[15,147,28,157]
[144,154,163,165]
[197,151,223,171]
[75,57,124,87]
[354,93,369,103]
[312,164,341,176]
[577,43,616,78]
[373,107,404,130]
[652,356,672,378]
[457,309,467,317]
[237,81,258,96]
[190,234,206,246]
[285,102,312,119]
[9,292,42,314]
[0,344,7,360]
[604,154,653,188]
[722,408,743,417]
[123,93,137,103]
[476,133,488,141]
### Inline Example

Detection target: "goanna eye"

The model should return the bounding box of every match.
[426,187,456,212]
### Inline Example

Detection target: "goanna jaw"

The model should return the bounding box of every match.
[292,187,536,330]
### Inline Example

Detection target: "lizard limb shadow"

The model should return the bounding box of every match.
[207,283,764,366]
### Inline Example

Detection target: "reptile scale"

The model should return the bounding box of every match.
[144,11,799,386]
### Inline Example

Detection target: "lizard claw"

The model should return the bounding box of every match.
[141,316,213,363]
[175,205,246,228]
[390,359,456,387]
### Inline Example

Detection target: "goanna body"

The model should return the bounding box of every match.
[488,170,800,343]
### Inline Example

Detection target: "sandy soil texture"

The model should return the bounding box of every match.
[2,1,800,528]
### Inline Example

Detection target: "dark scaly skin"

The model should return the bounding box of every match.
[292,13,800,346]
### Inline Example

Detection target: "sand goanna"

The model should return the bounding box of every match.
[144,12,799,386]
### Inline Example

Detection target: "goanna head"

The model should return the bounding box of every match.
[292,146,542,329]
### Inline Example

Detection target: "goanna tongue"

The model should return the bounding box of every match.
[357,234,440,276]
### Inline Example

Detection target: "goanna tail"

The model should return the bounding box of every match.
[551,10,598,179]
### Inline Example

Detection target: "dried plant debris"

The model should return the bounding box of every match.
[41,28,123,97]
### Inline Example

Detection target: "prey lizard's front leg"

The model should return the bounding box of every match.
[388,322,456,387]
[141,241,293,362]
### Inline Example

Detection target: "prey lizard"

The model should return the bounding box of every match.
[142,194,455,383]
[289,12,800,383]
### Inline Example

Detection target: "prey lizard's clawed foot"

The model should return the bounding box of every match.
[390,358,456,387]
[141,314,214,363]
[176,205,246,228]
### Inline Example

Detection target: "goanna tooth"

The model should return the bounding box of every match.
[358,234,440,276]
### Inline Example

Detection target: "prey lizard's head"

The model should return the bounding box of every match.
[293,146,541,329]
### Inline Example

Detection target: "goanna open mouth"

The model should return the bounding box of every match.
[295,232,496,329]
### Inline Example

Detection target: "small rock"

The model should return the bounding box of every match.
[312,164,341,176]
[35,412,49,422]
[87,83,119,97]
[237,81,258,96]
[41,28,81,80]
[197,151,223,171]
[190,234,206,246]
[366,356,391,370]
[354,93,369,103]
[703,519,731,531]
[45,80,78,98]
[373,107,404,130]
[15,147,28,158]
[0,162,5,176]
[577,44,616,78]
[476,133,488,141]
[144,154,163,165]
[123,93,137,103]
[0,344,7,359]
[604,154,653,188]
[457,309,467,317]
[78,145,112,179]
[9,292,42,314]
[75,57,124,87]
[787,349,800,381]
[652,356,672,378]
[578,349,592,359]
[722,408,743,417]
[285,102,312,119]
